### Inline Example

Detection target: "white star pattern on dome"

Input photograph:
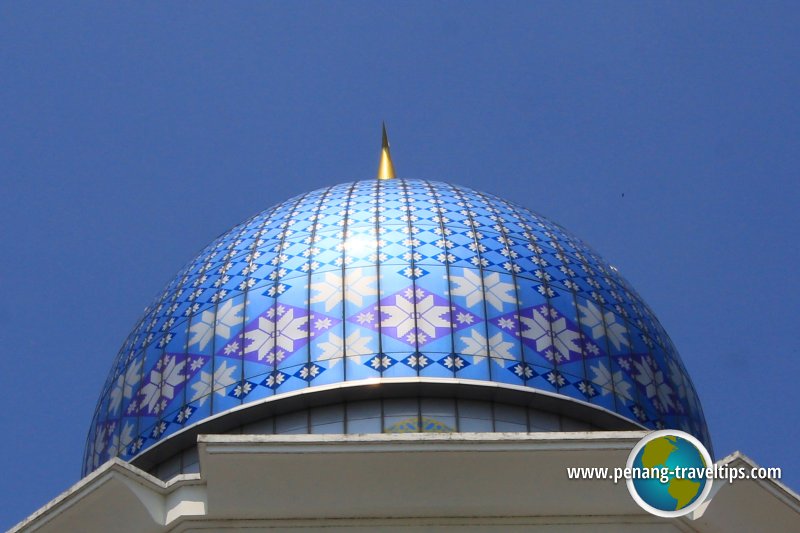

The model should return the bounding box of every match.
[668,359,688,407]
[92,424,108,468]
[380,290,450,341]
[450,268,517,311]
[108,358,142,413]
[139,355,186,414]
[117,422,135,454]
[518,307,581,363]
[459,330,516,365]
[188,299,244,350]
[309,269,377,312]
[632,355,675,413]
[315,330,372,366]
[578,300,629,350]
[190,360,238,406]
[589,361,633,402]
[244,307,309,363]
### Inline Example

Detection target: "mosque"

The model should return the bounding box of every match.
[12,129,799,531]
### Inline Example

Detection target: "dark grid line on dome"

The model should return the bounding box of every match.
[563,235,626,414]
[422,180,458,380]
[147,275,202,449]
[560,225,658,427]
[373,180,387,379]
[663,334,704,437]
[445,182,497,383]
[173,286,192,443]
[110,332,140,464]
[87,326,129,470]
[141,288,179,452]
[552,225,612,409]
[122,311,152,464]
[552,224,638,412]
[303,185,334,390]
[265,191,314,397]
[473,189,529,387]
[87,381,110,471]
[230,201,288,417]
[197,217,255,421]
[339,181,359,383]
[620,288,670,428]
[503,201,565,393]
[398,179,421,367]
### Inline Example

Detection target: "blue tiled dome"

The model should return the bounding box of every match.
[84,179,709,475]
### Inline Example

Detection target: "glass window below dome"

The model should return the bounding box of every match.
[149,397,604,481]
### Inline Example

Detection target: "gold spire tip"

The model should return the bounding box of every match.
[377,122,396,180]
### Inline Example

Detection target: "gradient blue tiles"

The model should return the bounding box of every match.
[84,179,710,475]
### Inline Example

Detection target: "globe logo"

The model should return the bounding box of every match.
[626,430,714,517]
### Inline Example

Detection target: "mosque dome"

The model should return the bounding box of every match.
[84,178,710,477]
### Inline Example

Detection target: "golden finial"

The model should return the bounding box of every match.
[377,122,396,180]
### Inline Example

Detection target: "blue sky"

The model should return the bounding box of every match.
[1,2,798,528]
